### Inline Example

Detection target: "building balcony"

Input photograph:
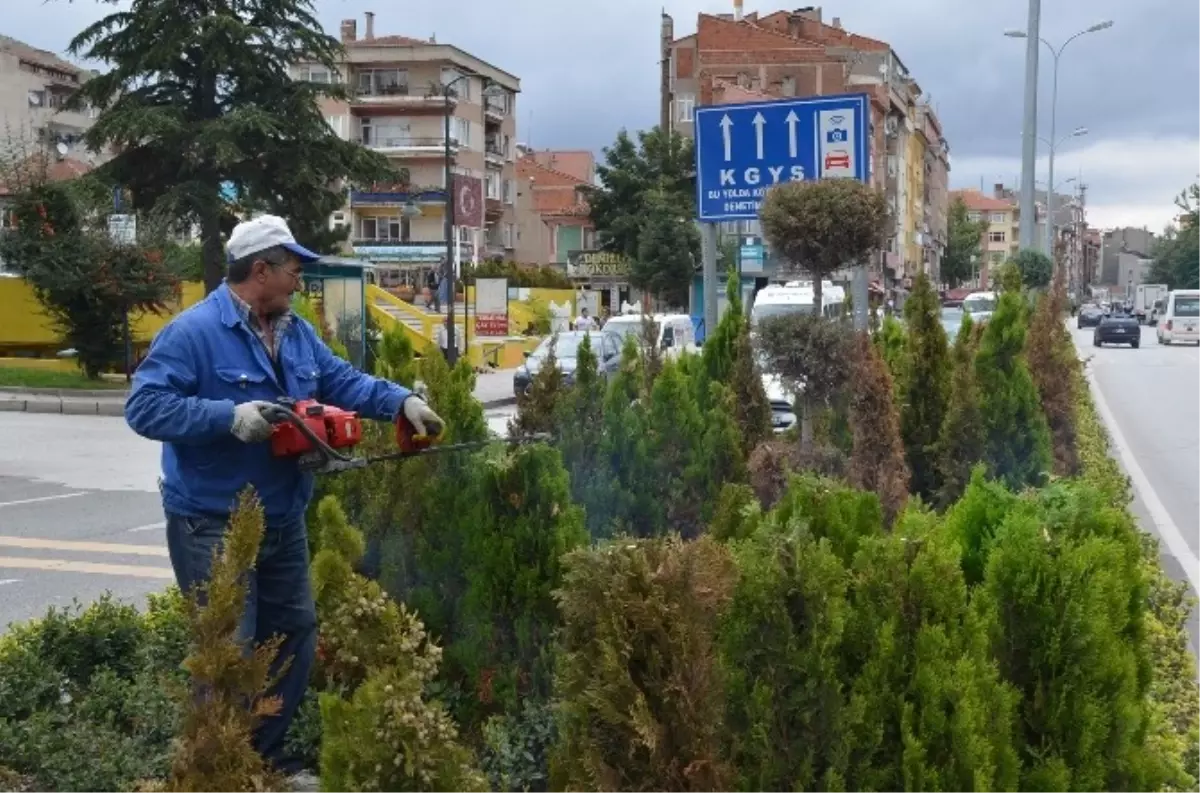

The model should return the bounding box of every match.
[349,186,447,207]
[484,97,507,122]
[353,85,456,110]
[485,197,503,217]
[363,136,460,157]
[484,143,505,166]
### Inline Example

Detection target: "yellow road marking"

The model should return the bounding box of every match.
[0,536,168,557]
[0,557,174,579]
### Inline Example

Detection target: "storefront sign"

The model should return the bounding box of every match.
[474,314,509,336]
[352,245,446,263]
[566,250,632,280]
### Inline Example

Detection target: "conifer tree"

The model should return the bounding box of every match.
[848,333,910,524]
[900,273,951,501]
[509,337,567,438]
[1026,269,1081,476]
[643,360,710,537]
[555,334,613,536]
[874,313,908,386]
[934,313,986,508]
[975,279,1052,490]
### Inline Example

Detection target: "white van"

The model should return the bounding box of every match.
[749,280,847,327]
[1156,289,1200,345]
[962,291,997,323]
[601,312,698,359]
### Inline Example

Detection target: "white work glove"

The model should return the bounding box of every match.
[230,400,276,443]
[400,396,444,437]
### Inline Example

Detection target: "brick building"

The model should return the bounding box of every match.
[514,150,596,266]
[661,4,950,288]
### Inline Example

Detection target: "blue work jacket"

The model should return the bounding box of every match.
[125,283,411,521]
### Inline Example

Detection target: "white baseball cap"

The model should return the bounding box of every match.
[226,214,321,264]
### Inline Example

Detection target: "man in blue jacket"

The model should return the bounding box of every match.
[125,214,443,775]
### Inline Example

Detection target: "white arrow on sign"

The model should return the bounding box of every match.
[785,110,800,158]
[719,114,733,161]
[752,112,766,159]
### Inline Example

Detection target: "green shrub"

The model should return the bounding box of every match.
[899,273,951,500]
[550,535,737,791]
[934,312,985,508]
[481,698,557,792]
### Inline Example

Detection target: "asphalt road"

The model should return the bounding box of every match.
[0,406,518,632]
[1070,321,1199,651]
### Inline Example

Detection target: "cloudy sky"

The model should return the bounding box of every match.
[7,0,1198,231]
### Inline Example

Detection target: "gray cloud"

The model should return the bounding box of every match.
[4,0,1196,226]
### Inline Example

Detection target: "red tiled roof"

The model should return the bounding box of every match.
[0,155,92,196]
[952,189,1014,212]
[526,150,594,183]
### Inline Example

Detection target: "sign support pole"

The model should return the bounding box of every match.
[701,222,719,339]
[852,264,869,331]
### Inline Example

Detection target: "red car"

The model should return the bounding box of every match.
[824,149,851,170]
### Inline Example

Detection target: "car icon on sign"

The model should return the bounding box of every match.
[824,149,851,170]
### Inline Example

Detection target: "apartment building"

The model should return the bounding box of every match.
[0,34,97,161]
[304,14,521,273]
[1099,226,1156,291]
[952,188,1018,288]
[660,4,950,289]
[513,148,596,266]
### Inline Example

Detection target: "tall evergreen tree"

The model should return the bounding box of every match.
[900,273,951,501]
[848,332,910,524]
[935,312,985,507]
[1026,269,1081,476]
[68,0,398,292]
[634,187,700,308]
[975,283,1051,490]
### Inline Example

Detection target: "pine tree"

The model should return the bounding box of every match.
[848,333,910,524]
[643,360,710,537]
[1026,269,1081,476]
[875,313,908,386]
[975,283,1052,490]
[900,273,951,501]
[509,337,567,437]
[555,334,614,537]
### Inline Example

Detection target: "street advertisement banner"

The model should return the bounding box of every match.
[474,277,509,336]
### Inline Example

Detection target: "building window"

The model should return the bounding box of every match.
[582,227,596,249]
[503,223,514,248]
[990,211,1007,223]
[325,115,346,138]
[989,230,1006,243]
[451,117,472,148]
[486,171,501,200]
[781,75,796,96]
[675,93,695,123]
[441,68,471,99]
[357,69,407,96]
[502,178,514,204]
[967,211,981,222]
[358,216,409,242]
[299,65,333,83]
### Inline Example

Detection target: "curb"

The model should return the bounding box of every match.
[0,386,128,399]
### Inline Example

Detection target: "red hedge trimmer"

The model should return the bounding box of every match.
[261,398,550,475]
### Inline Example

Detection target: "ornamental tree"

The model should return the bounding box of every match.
[759,178,888,313]
[1025,269,1080,476]
[935,312,986,507]
[941,195,989,287]
[67,0,399,292]
[847,332,910,524]
[0,179,181,378]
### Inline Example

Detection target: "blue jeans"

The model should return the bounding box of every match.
[165,511,317,774]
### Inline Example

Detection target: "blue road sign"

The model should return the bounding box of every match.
[694,92,870,222]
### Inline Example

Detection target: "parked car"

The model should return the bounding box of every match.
[962,291,997,324]
[1156,289,1200,345]
[1077,303,1104,328]
[1093,311,1141,348]
[512,330,622,395]
[599,312,699,359]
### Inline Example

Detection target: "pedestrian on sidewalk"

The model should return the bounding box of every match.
[573,307,597,331]
[427,264,441,313]
[123,214,445,781]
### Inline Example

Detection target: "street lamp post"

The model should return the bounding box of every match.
[441,73,473,366]
[473,78,509,362]
[1013,0,1042,254]
[1034,132,1086,258]
[1005,20,1113,257]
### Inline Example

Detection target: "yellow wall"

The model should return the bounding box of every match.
[0,278,205,349]
[905,133,926,267]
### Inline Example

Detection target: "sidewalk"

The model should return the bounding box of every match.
[0,368,517,416]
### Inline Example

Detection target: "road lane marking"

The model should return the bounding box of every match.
[126,522,166,534]
[0,536,168,557]
[0,557,174,579]
[1084,365,1200,593]
[0,492,86,508]
[0,579,19,586]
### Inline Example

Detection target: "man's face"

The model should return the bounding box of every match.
[255,253,303,315]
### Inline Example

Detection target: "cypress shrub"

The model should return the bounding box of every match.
[899,273,951,501]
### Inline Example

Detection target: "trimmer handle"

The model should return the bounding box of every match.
[397,416,444,453]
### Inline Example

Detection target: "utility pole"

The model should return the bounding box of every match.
[1017,0,1041,251]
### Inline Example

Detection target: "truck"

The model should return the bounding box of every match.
[1134,283,1168,324]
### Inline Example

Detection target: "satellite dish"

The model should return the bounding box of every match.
[55,141,68,158]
